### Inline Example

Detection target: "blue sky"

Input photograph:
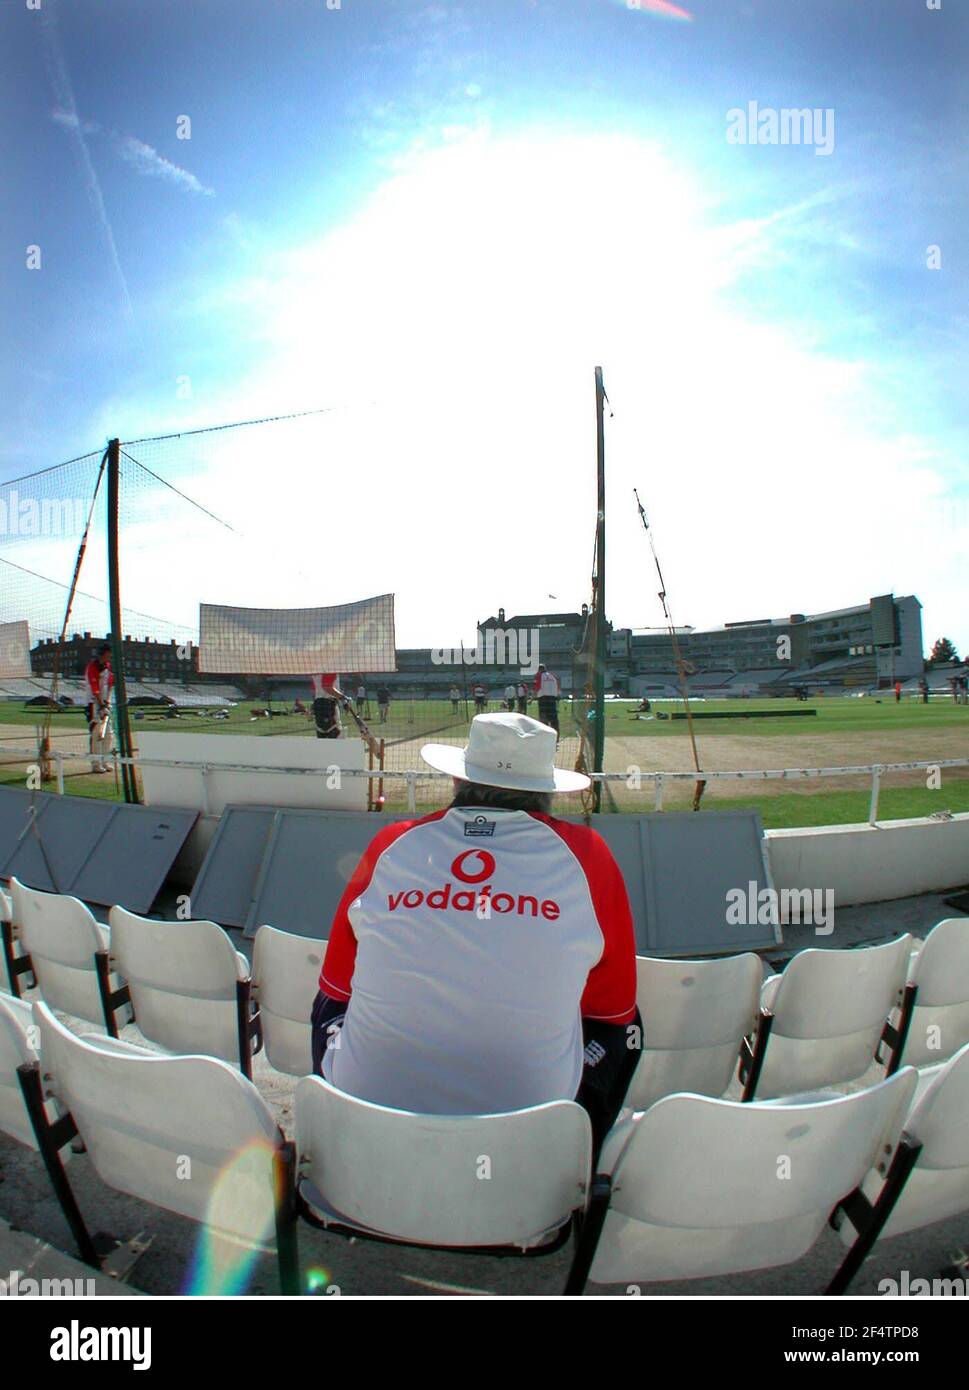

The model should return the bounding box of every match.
[1,0,966,652]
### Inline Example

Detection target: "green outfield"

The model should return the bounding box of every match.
[0,697,463,743]
[3,693,965,741]
[0,693,965,830]
[601,695,969,739]
[371,784,969,828]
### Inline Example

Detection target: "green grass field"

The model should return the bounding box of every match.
[614,784,969,828]
[601,695,969,738]
[0,698,463,744]
[8,692,967,742]
[2,693,966,829]
[370,784,969,828]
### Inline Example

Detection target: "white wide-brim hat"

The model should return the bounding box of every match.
[421,712,590,793]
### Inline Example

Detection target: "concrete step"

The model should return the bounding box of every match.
[0,1219,144,1297]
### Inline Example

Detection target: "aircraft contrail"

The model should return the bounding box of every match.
[41,3,134,324]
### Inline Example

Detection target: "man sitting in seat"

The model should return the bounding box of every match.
[311,712,640,1152]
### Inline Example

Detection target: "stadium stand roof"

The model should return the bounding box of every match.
[686,671,735,688]
[0,679,244,708]
[723,668,787,686]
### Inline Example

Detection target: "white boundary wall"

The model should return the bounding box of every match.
[137,732,368,814]
[4,738,965,907]
[766,813,969,906]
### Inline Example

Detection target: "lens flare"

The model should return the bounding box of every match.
[610,0,693,20]
[183,1138,279,1296]
[305,1266,335,1294]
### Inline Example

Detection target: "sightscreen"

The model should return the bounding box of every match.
[197,594,397,674]
[0,621,32,679]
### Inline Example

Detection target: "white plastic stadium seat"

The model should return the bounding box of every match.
[570,1068,917,1293]
[0,992,41,1148]
[106,906,258,1074]
[252,926,325,1076]
[296,1074,591,1251]
[0,883,28,995]
[743,935,914,1100]
[1,880,36,998]
[837,1041,969,1250]
[900,919,969,1067]
[25,1002,299,1290]
[627,953,762,1111]
[10,878,117,1025]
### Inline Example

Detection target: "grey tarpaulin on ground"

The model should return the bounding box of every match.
[0,786,197,913]
[190,806,778,955]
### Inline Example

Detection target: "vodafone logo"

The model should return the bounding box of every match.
[450,850,495,884]
[385,847,561,922]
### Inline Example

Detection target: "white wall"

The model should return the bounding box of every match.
[137,732,368,815]
[766,814,969,906]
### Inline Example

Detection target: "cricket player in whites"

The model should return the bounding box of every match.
[533,663,561,736]
[84,644,114,773]
[311,673,345,739]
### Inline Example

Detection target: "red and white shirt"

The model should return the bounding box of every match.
[312,674,341,698]
[85,659,113,705]
[534,670,561,697]
[319,806,636,1114]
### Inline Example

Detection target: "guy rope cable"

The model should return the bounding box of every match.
[40,446,110,784]
[633,487,707,812]
[20,448,110,890]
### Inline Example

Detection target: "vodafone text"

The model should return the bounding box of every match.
[387,849,561,921]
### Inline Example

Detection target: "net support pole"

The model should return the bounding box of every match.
[592,367,607,813]
[107,438,139,804]
[460,640,471,721]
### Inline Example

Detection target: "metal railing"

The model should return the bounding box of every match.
[2,744,967,826]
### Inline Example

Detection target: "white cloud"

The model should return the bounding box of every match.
[103,130,966,652]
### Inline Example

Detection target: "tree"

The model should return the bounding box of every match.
[927,637,959,667]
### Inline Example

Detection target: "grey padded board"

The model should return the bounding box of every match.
[0,786,198,913]
[70,807,199,912]
[568,811,776,953]
[190,807,410,937]
[3,794,115,890]
[633,810,778,954]
[191,805,778,955]
[188,807,285,928]
[569,814,650,951]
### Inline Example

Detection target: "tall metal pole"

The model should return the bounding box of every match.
[460,639,471,721]
[593,367,607,813]
[107,439,138,803]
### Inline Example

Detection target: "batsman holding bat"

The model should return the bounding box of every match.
[85,644,114,773]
